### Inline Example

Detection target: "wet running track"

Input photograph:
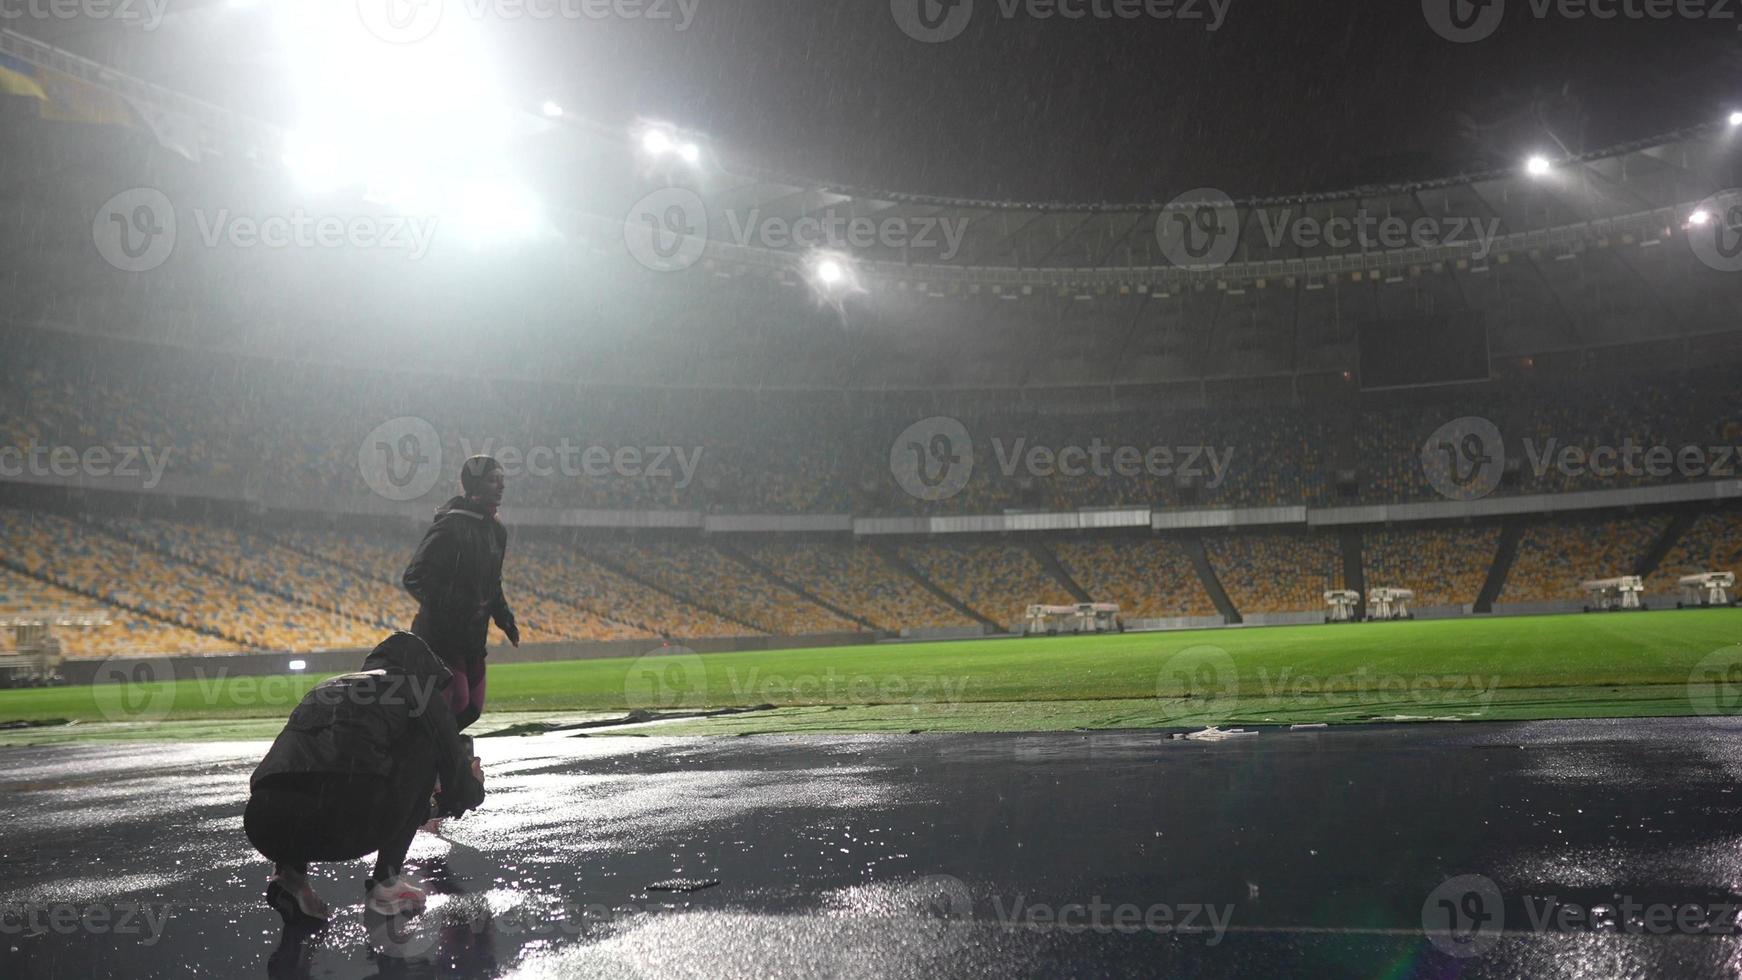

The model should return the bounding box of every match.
[2,718,1741,979]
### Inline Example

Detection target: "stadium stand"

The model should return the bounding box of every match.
[1654,511,1742,581]
[1204,531,1344,615]
[266,526,651,643]
[507,539,725,640]
[107,517,407,631]
[581,540,857,636]
[1497,514,1672,604]
[898,541,1075,626]
[0,565,238,657]
[747,540,974,631]
[0,508,380,652]
[1051,537,1216,619]
[1362,524,1500,610]
[7,328,1742,518]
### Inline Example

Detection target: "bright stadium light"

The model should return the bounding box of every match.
[1525,155,1552,177]
[1729,110,1742,127]
[447,179,543,246]
[642,128,673,156]
[281,130,345,194]
[1690,208,1713,226]
[805,251,864,303]
[638,123,706,167]
[268,0,544,244]
[541,100,564,118]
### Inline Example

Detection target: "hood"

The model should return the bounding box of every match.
[361,631,454,690]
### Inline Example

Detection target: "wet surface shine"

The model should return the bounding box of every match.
[2,719,1740,978]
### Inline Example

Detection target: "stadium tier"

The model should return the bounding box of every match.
[509,539,736,640]
[746,540,976,632]
[0,508,379,652]
[578,540,852,636]
[267,527,651,644]
[1362,524,1501,610]
[1656,511,1742,582]
[7,328,1742,519]
[1051,538,1216,620]
[1497,514,1672,605]
[897,540,1075,627]
[2,499,1741,657]
[0,565,238,657]
[1205,530,1345,615]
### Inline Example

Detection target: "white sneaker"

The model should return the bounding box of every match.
[267,871,331,922]
[367,874,429,915]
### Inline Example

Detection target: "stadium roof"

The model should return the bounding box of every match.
[4,24,1742,389]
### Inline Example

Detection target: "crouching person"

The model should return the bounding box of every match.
[243,631,486,924]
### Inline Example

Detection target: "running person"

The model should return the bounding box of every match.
[402,455,520,731]
[244,631,486,923]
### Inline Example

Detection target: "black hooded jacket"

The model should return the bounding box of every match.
[403,495,513,668]
[250,632,485,816]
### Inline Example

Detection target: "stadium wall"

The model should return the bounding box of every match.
[6,470,1739,536]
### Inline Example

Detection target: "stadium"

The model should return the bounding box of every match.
[3,5,1742,978]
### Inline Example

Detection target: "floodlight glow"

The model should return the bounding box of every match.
[1690,208,1713,226]
[1525,155,1552,177]
[1729,110,1742,127]
[282,130,345,193]
[815,258,844,285]
[268,0,519,205]
[541,101,564,118]
[678,141,701,164]
[642,129,673,156]
[447,179,543,246]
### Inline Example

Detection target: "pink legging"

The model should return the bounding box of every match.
[445,658,487,731]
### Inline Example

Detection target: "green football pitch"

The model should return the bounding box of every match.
[2,608,1739,742]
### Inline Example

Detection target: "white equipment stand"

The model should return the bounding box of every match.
[1581,576,1645,612]
[1677,571,1735,608]
[1324,589,1361,623]
[0,613,109,687]
[1024,602,1121,636]
[1366,587,1415,621]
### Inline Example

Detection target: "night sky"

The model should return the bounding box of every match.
[48,0,1742,201]
[525,0,1742,200]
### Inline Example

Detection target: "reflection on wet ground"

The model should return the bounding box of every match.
[2,718,1740,978]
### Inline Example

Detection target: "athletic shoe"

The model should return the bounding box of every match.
[266,873,330,924]
[367,874,429,915]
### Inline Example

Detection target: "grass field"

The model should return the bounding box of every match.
[1,609,1739,743]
